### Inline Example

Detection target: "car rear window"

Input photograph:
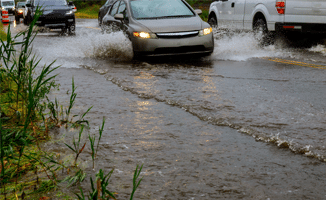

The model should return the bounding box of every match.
[130,0,194,19]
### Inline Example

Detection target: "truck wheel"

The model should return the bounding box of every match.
[208,16,217,28]
[254,18,273,45]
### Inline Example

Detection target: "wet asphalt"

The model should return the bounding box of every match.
[6,17,326,199]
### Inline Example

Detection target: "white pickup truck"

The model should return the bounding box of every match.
[208,0,326,35]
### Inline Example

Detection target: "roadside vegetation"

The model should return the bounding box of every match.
[73,0,210,21]
[0,9,143,200]
[75,4,101,19]
[0,23,7,41]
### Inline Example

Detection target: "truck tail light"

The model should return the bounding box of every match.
[276,1,285,14]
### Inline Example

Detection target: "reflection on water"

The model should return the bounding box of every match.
[93,58,326,163]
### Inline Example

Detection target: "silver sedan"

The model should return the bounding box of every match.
[102,0,214,58]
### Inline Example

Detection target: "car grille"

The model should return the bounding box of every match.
[154,45,206,54]
[156,31,199,38]
[39,16,67,24]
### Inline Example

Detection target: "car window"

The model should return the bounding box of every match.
[117,1,126,15]
[130,0,194,19]
[105,0,112,6]
[109,1,120,16]
[34,0,67,6]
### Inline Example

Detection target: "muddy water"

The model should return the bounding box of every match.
[26,19,326,199]
[52,67,326,199]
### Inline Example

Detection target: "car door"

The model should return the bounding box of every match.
[216,0,236,29]
[233,0,246,29]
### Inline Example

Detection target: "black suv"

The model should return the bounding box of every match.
[15,2,25,22]
[24,0,75,34]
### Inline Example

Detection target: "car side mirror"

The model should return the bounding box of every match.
[25,3,31,7]
[68,1,74,6]
[194,9,202,15]
[22,5,25,8]
[114,13,124,20]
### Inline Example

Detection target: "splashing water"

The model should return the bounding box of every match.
[87,31,133,60]
[309,44,326,55]
[30,24,326,67]
[211,28,285,61]
[33,28,133,68]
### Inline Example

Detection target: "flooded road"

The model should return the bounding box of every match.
[9,19,326,199]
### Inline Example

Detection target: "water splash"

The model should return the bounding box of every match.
[211,28,284,61]
[33,28,133,68]
[309,44,326,55]
[87,31,133,61]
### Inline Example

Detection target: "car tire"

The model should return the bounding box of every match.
[208,15,217,28]
[98,15,102,26]
[24,15,31,25]
[15,15,19,23]
[253,18,274,45]
[67,24,76,35]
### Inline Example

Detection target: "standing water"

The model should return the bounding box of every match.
[22,20,326,199]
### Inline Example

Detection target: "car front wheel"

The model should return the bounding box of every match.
[98,15,102,26]
[15,15,20,23]
[67,24,76,35]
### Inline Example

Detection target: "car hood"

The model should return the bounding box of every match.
[37,5,70,12]
[136,16,203,33]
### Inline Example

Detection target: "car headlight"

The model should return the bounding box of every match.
[199,27,213,36]
[133,32,157,39]
[65,10,73,15]
[18,9,23,13]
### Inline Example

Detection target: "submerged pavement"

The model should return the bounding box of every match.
[8,18,326,199]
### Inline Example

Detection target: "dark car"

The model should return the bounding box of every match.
[98,0,113,26]
[15,2,25,22]
[24,0,75,34]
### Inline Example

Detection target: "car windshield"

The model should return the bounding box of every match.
[34,0,67,6]
[17,2,25,7]
[2,1,14,6]
[130,0,194,20]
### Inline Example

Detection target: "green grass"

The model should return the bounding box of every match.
[75,4,100,19]
[0,23,6,41]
